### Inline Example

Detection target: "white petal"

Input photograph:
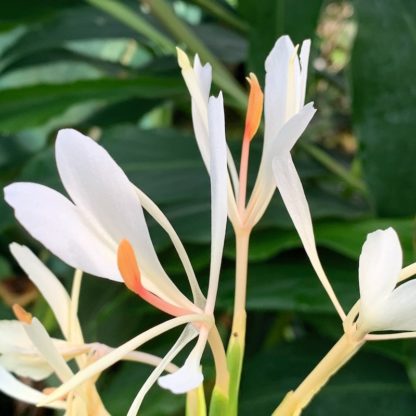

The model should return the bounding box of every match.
[365,279,416,331]
[205,94,228,313]
[158,357,203,394]
[0,352,54,381]
[248,103,316,225]
[273,155,344,318]
[0,367,66,409]
[0,320,33,353]
[23,317,73,383]
[358,228,402,328]
[264,35,296,145]
[299,39,311,106]
[127,325,198,415]
[55,129,192,308]
[10,243,71,337]
[4,182,119,281]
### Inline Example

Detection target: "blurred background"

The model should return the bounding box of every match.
[0,0,415,414]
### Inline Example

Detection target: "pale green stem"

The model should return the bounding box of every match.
[272,333,364,416]
[86,0,175,52]
[142,0,247,109]
[226,226,251,416]
[208,326,230,395]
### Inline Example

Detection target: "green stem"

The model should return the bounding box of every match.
[226,228,251,416]
[86,0,175,53]
[300,142,367,194]
[143,0,247,109]
[189,0,249,33]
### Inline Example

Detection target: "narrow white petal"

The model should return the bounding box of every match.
[127,325,198,415]
[23,318,73,382]
[10,243,71,337]
[264,35,296,144]
[205,94,228,313]
[299,39,311,106]
[38,314,210,406]
[248,103,316,226]
[0,367,66,409]
[358,228,402,328]
[273,155,345,319]
[4,182,119,281]
[136,188,205,308]
[55,129,193,308]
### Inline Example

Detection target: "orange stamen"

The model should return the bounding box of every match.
[117,240,190,317]
[12,304,32,324]
[243,73,264,142]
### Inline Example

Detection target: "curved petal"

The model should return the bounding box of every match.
[205,94,228,313]
[358,228,402,328]
[0,367,66,409]
[247,103,316,226]
[4,182,119,281]
[10,243,71,337]
[369,279,416,331]
[55,129,193,309]
[273,155,345,319]
[127,325,198,415]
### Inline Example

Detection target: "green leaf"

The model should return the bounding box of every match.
[351,0,416,216]
[0,77,183,132]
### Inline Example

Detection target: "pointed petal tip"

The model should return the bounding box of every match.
[176,47,191,70]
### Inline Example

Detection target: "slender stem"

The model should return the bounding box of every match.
[237,138,251,215]
[226,227,251,415]
[272,334,364,416]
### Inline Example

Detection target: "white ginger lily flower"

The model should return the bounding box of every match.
[177,35,316,229]
[272,149,416,335]
[5,94,229,415]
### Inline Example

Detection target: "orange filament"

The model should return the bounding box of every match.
[12,304,33,324]
[243,73,264,142]
[117,240,190,317]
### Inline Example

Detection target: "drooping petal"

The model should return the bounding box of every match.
[273,155,345,319]
[127,325,198,415]
[247,103,316,226]
[4,182,119,281]
[358,228,403,329]
[22,317,74,383]
[55,129,192,309]
[10,243,72,337]
[0,367,66,409]
[205,94,228,313]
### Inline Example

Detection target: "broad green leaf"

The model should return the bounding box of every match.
[351,0,416,216]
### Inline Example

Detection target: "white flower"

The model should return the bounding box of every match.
[178,35,315,229]
[357,228,416,334]
[5,94,229,414]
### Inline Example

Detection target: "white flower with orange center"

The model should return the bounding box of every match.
[5,93,229,414]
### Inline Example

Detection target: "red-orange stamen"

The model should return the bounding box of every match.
[243,73,264,142]
[117,240,190,317]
